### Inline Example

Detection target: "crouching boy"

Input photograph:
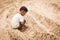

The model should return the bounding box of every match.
[11,6,28,32]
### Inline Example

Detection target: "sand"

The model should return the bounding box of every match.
[0,0,60,40]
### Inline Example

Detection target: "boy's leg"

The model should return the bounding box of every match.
[17,24,28,32]
[17,26,22,30]
[17,26,25,32]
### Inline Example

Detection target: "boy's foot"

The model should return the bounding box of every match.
[20,29,25,32]
[19,26,28,32]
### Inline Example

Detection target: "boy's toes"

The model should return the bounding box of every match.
[20,29,25,32]
[20,30,24,32]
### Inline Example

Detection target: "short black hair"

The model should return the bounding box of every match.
[20,6,28,12]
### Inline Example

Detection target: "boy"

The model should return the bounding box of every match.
[11,6,28,32]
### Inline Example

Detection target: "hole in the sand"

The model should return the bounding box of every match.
[7,15,8,18]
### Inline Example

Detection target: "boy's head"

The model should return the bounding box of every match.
[19,6,28,16]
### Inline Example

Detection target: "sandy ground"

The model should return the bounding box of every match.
[0,0,60,40]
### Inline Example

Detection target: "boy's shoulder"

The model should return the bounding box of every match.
[14,13,20,16]
[13,13,23,18]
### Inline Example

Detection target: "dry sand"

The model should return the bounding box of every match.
[0,0,60,40]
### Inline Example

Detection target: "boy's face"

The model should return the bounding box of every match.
[20,10,26,16]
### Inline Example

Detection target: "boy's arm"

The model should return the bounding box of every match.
[19,20,26,27]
